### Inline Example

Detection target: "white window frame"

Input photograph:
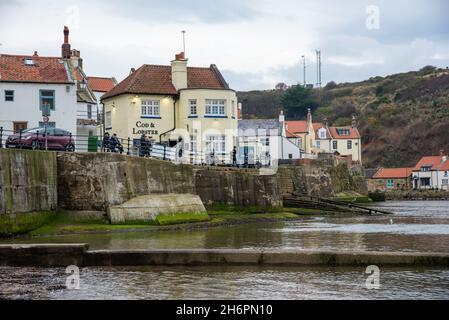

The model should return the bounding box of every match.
[141,100,160,118]
[206,135,226,154]
[319,129,326,139]
[347,140,353,150]
[189,100,197,116]
[205,99,226,117]
[105,111,112,129]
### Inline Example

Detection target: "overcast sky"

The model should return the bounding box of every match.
[1,0,449,91]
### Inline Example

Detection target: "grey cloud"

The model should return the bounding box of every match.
[94,0,260,25]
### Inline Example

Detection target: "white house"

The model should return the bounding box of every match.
[0,26,115,152]
[238,112,301,166]
[0,52,78,138]
[412,154,449,190]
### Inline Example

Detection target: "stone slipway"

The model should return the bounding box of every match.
[1,244,449,267]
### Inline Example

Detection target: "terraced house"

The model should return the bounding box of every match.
[0,26,114,152]
[285,111,362,163]
[101,52,238,164]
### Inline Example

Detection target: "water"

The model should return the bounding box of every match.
[1,201,449,300]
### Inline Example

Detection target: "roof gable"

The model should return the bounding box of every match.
[413,156,445,171]
[102,64,230,100]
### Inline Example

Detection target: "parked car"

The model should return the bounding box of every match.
[5,127,75,152]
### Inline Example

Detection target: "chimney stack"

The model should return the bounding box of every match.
[352,115,358,128]
[62,26,71,59]
[171,52,188,90]
[279,110,285,123]
[307,108,312,124]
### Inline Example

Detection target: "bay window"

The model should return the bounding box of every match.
[205,99,226,117]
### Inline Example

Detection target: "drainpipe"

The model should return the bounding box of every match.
[159,96,178,144]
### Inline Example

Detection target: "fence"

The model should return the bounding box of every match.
[0,127,277,168]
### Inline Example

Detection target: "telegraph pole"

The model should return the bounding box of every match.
[301,55,306,87]
[316,50,322,88]
[181,30,186,55]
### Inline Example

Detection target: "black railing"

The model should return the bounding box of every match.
[0,127,274,168]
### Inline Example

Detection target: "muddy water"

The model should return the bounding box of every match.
[1,201,449,300]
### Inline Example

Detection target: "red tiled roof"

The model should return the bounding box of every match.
[413,156,446,171]
[313,123,331,139]
[373,168,414,179]
[101,64,229,100]
[329,126,361,139]
[439,159,449,171]
[285,121,308,138]
[0,54,72,84]
[88,76,117,92]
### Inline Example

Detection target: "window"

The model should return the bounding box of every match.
[38,122,56,129]
[141,100,160,117]
[189,100,197,116]
[319,129,326,139]
[337,129,350,136]
[261,138,270,146]
[39,90,55,111]
[442,179,449,186]
[5,90,14,102]
[205,100,226,117]
[105,111,112,129]
[421,166,431,172]
[232,100,235,118]
[347,140,353,150]
[87,105,92,119]
[13,122,27,134]
[387,179,394,189]
[206,135,226,154]
[24,59,35,66]
[333,141,338,150]
[445,171,448,177]
[316,141,321,149]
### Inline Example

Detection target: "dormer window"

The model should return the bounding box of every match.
[319,129,326,139]
[337,129,350,136]
[421,166,432,172]
[24,59,35,66]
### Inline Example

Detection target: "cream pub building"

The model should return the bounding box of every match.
[101,52,239,163]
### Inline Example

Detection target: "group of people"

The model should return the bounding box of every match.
[102,132,124,154]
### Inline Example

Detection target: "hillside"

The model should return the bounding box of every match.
[237,67,449,168]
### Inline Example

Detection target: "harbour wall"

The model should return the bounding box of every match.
[0,149,366,215]
[0,244,448,267]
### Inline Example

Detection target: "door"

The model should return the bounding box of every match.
[13,122,28,134]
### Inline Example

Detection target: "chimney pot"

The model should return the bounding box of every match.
[175,52,185,61]
[33,51,38,57]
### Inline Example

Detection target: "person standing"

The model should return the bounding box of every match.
[232,146,237,167]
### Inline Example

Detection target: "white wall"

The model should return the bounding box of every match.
[438,170,449,190]
[0,82,77,135]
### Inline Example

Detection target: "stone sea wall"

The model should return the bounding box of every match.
[0,149,57,214]
[0,150,366,215]
[57,153,365,211]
